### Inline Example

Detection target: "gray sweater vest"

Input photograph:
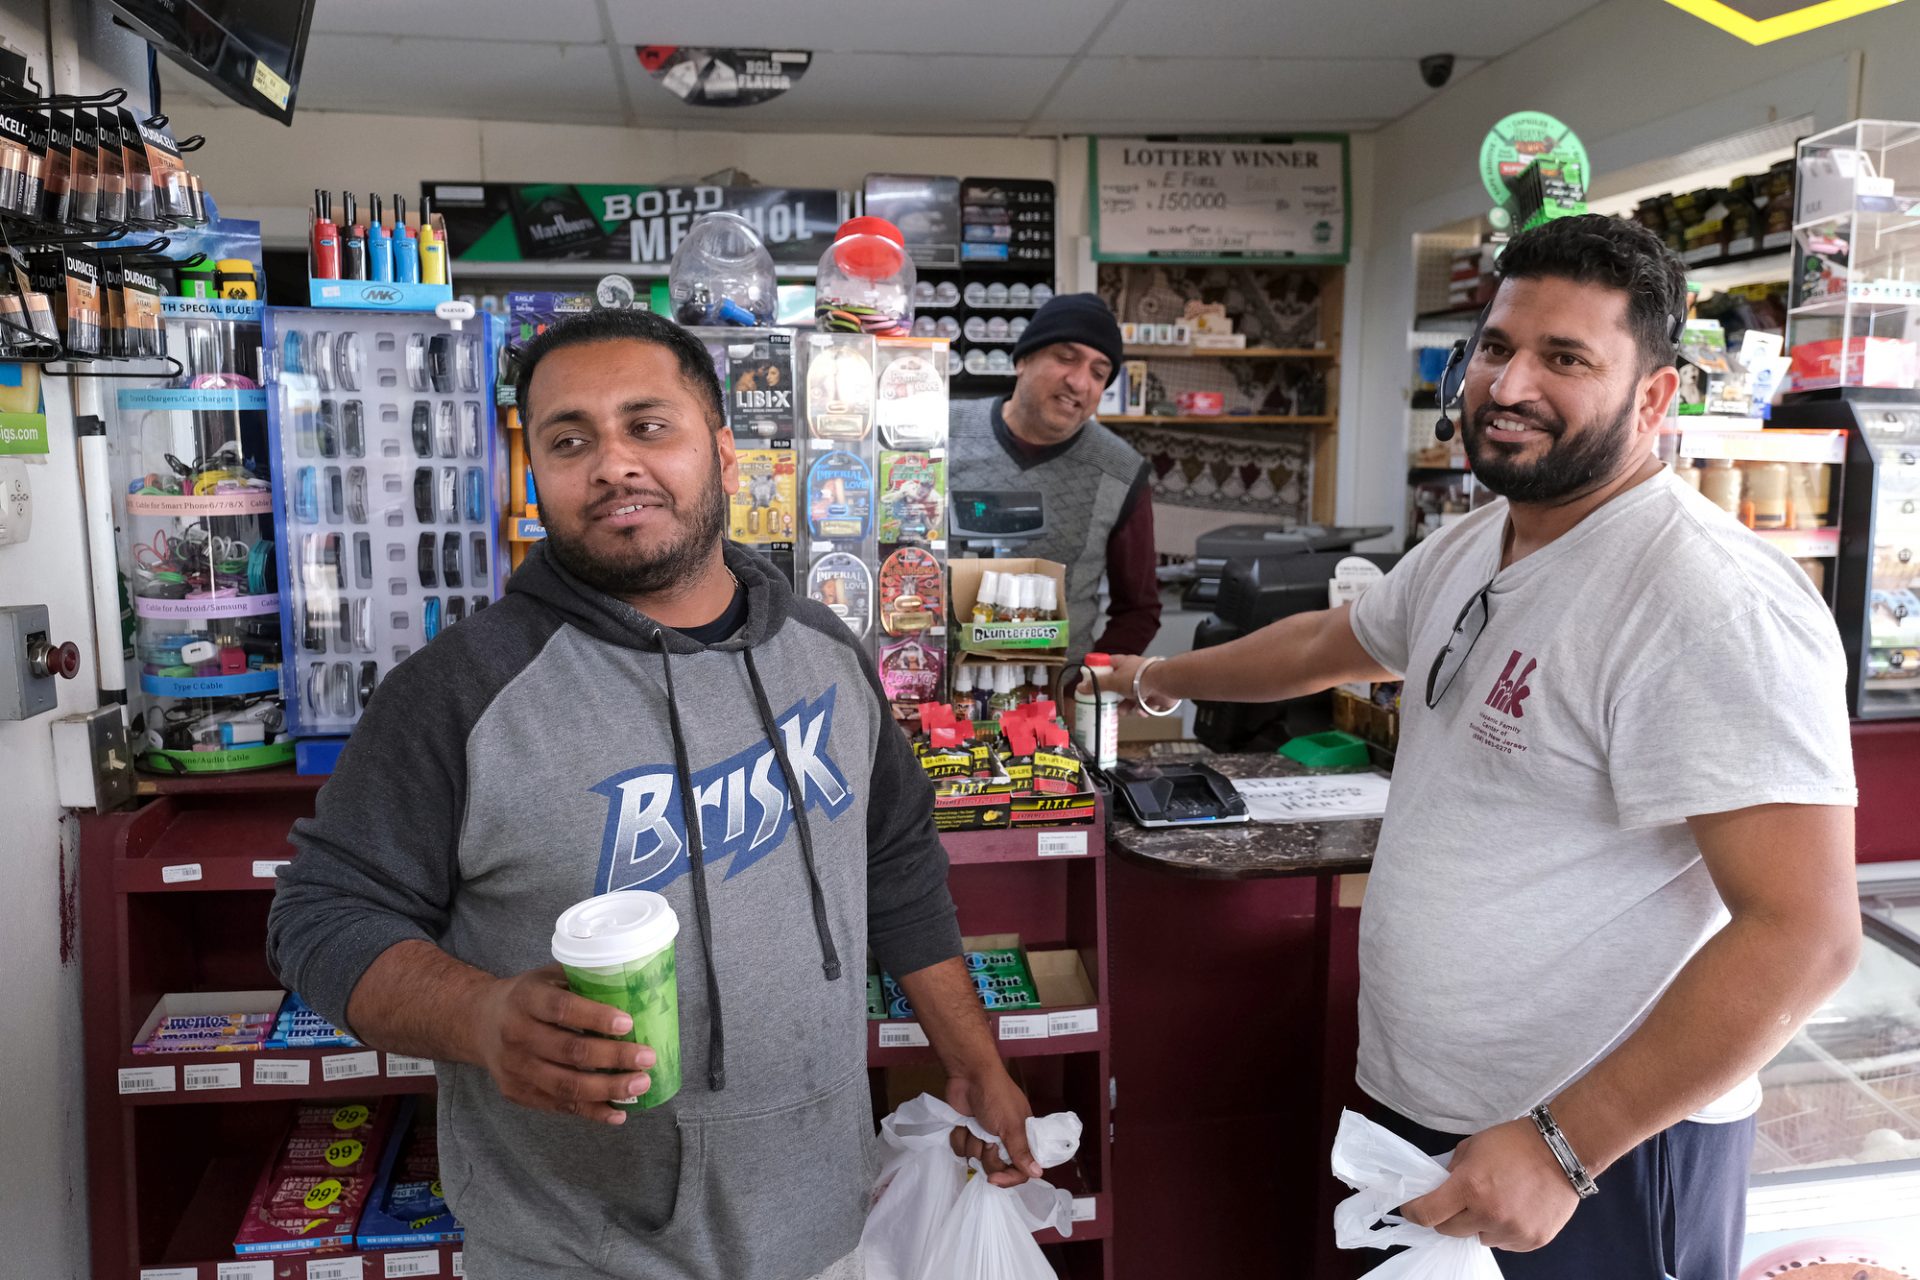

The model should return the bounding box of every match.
[948,396,1148,668]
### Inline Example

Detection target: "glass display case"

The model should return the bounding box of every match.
[1786,120,1920,397]
[1772,119,1920,717]
[1657,424,1847,604]
[1742,869,1920,1276]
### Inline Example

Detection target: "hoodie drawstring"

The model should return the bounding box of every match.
[655,640,727,1092]
[742,648,844,984]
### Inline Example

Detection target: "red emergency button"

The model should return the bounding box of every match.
[29,636,80,680]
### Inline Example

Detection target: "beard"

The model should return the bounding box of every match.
[540,446,729,599]
[1463,389,1640,505]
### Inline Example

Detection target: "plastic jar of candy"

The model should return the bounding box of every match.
[815,217,914,337]
[667,212,777,326]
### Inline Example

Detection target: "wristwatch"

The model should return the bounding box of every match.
[1529,1105,1599,1199]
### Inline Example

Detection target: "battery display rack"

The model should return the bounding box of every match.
[951,177,1056,393]
[265,308,503,754]
[117,297,289,773]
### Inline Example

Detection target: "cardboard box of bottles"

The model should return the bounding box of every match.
[948,556,1069,654]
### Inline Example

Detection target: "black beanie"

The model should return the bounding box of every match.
[1010,293,1124,386]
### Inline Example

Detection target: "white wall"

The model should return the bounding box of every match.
[1349,0,1920,540]
[0,7,150,1278]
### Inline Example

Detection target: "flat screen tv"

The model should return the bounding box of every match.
[110,0,315,126]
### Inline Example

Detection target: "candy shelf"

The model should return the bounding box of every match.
[87,783,1115,1280]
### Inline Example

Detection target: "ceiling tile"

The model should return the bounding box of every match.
[309,0,607,44]
[293,35,627,124]
[1038,56,1486,129]
[618,51,1069,131]
[1091,0,1600,59]
[604,0,1119,56]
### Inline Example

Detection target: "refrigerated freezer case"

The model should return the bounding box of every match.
[1741,864,1920,1276]
[1771,390,1920,718]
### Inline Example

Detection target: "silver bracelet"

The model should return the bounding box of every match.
[1133,655,1181,717]
[1529,1105,1599,1199]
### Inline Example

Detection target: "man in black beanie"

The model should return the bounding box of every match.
[949,292,1160,665]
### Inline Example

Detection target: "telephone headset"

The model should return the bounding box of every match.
[1432,277,1689,444]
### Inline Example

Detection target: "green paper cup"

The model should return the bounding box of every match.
[551,890,682,1109]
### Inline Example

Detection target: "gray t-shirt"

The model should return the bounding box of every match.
[1348,469,1856,1135]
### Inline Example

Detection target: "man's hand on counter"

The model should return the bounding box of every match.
[1398,1116,1580,1252]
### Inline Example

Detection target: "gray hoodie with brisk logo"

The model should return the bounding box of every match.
[267,541,962,1280]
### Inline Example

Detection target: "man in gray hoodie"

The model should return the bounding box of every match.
[268,308,1040,1280]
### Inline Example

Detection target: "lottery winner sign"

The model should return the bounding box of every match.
[1091,136,1349,263]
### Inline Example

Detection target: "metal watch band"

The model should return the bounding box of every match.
[1529,1105,1599,1199]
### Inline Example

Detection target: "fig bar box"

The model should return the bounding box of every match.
[234,1099,396,1256]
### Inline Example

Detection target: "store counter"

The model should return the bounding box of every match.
[1107,752,1378,878]
[1104,752,1378,1280]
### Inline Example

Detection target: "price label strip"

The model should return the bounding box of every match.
[308,1257,364,1280]
[1036,831,1087,857]
[218,1262,274,1280]
[160,862,203,884]
[1047,1008,1100,1037]
[384,1250,441,1278]
[998,1014,1050,1041]
[386,1053,435,1078]
[322,1051,380,1082]
[185,1062,242,1091]
[877,1022,930,1049]
[118,1066,176,1095]
[254,1058,313,1086]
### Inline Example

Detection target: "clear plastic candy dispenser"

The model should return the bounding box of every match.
[118,300,291,773]
[668,212,777,327]
[815,217,915,337]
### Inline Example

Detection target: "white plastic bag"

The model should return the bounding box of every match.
[1331,1110,1504,1279]
[919,1158,1075,1280]
[860,1094,1082,1280]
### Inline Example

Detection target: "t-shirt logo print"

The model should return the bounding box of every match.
[591,685,854,893]
[1484,650,1537,718]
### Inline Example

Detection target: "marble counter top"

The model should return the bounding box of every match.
[1106,753,1381,880]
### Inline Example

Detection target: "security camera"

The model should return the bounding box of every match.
[1420,53,1456,89]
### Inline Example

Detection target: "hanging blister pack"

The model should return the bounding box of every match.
[806,334,876,441]
[879,546,944,638]
[807,449,874,542]
[731,449,797,544]
[807,552,874,639]
[878,452,946,546]
[876,342,950,450]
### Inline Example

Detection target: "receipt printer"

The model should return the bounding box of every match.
[1109,760,1251,828]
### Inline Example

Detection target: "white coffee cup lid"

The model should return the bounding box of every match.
[551,890,680,967]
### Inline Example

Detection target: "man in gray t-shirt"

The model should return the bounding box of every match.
[1110,215,1859,1277]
